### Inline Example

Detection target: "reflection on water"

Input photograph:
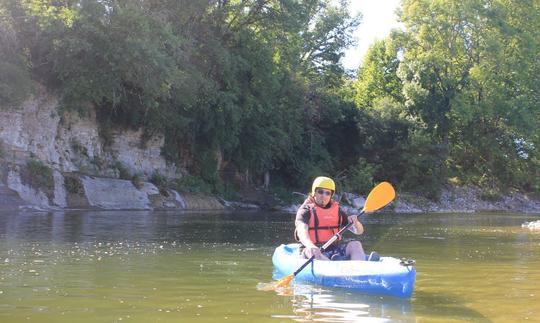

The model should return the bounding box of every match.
[273,284,414,322]
[522,220,540,230]
[0,210,292,245]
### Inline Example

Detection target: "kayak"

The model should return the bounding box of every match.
[272,243,416,298]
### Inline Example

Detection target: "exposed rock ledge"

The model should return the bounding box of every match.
[0,165,225,211]
[281,186,540,215]
[392,186,540,214]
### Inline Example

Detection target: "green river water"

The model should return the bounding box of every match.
[0,210,539,322]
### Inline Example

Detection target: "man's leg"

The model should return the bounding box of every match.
[345,241,366,260]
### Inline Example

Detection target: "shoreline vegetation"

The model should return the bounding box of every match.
[1,0,539,210]
[1,166,539,214]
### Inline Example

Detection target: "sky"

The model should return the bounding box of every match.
[342,0,402,71]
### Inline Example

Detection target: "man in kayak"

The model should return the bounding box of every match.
[295,176,378,261]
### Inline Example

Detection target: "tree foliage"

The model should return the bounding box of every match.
[397,0,539,191]
[1,0,364,193]
[0,1,33,105]
[1,0,538,196]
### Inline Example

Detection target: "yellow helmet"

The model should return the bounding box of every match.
[311,176,335,196]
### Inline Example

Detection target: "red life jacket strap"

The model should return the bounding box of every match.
[308,226,339,230]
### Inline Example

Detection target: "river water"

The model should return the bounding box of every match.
[0,210,539,322]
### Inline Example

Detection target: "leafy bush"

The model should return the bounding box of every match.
[89,156,105,170]
[22,159,54,192]
[64,176,83,194]
[149,171,169,195]
[0,141,4,159]
[221,182,240,201]
[337,158,377,195]
[173,175,213,194]
[114,161,131,180]
[400,132,446,200]
[131,173,144,189]
[269,185,304,205]
[480,188,502,202]
[149,171,167,187]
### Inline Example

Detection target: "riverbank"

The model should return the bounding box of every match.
[281,185,540,215]
[392,186,540,214]
[1,167,539,214]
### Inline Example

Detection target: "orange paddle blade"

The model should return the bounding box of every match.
[256,274,294,291]
[274,274,294,288]
[363,182,395,213]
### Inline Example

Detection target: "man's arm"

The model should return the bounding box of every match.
[295,220,317,249]
[295,207,328,259]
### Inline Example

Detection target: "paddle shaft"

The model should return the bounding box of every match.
[292,210,365,277]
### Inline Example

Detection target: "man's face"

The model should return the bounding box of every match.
[314,188,332,207]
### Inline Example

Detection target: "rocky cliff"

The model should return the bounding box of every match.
[0,87,224,211]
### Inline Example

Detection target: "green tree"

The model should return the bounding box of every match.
[355,38,402,109]
[398,0,540,192]
[0,1,33,105]
[52,1,182,122]
[448,0,540,190]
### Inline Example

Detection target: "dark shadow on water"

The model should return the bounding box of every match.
[412,290,492,322]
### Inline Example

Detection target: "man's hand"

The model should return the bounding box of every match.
[348,214,359,224]
[296,220,330,260]
[304,247,329,260]
[347,214,364,235]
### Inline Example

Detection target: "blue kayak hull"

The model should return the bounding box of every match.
[272,243,416,298]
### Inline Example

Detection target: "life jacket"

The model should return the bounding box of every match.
[306,201,341,245]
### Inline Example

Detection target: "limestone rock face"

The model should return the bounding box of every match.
[0,88,197,210]
[56,109,103,172]
[52,170,67,207]
[110,129,179,179]
[0,169,26,210]
[0,162,221,211]
[6,168,50,209]
[181,193,225,210]
[0,87,180,178]
[80,176,151,209]
[0,90,62,167]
